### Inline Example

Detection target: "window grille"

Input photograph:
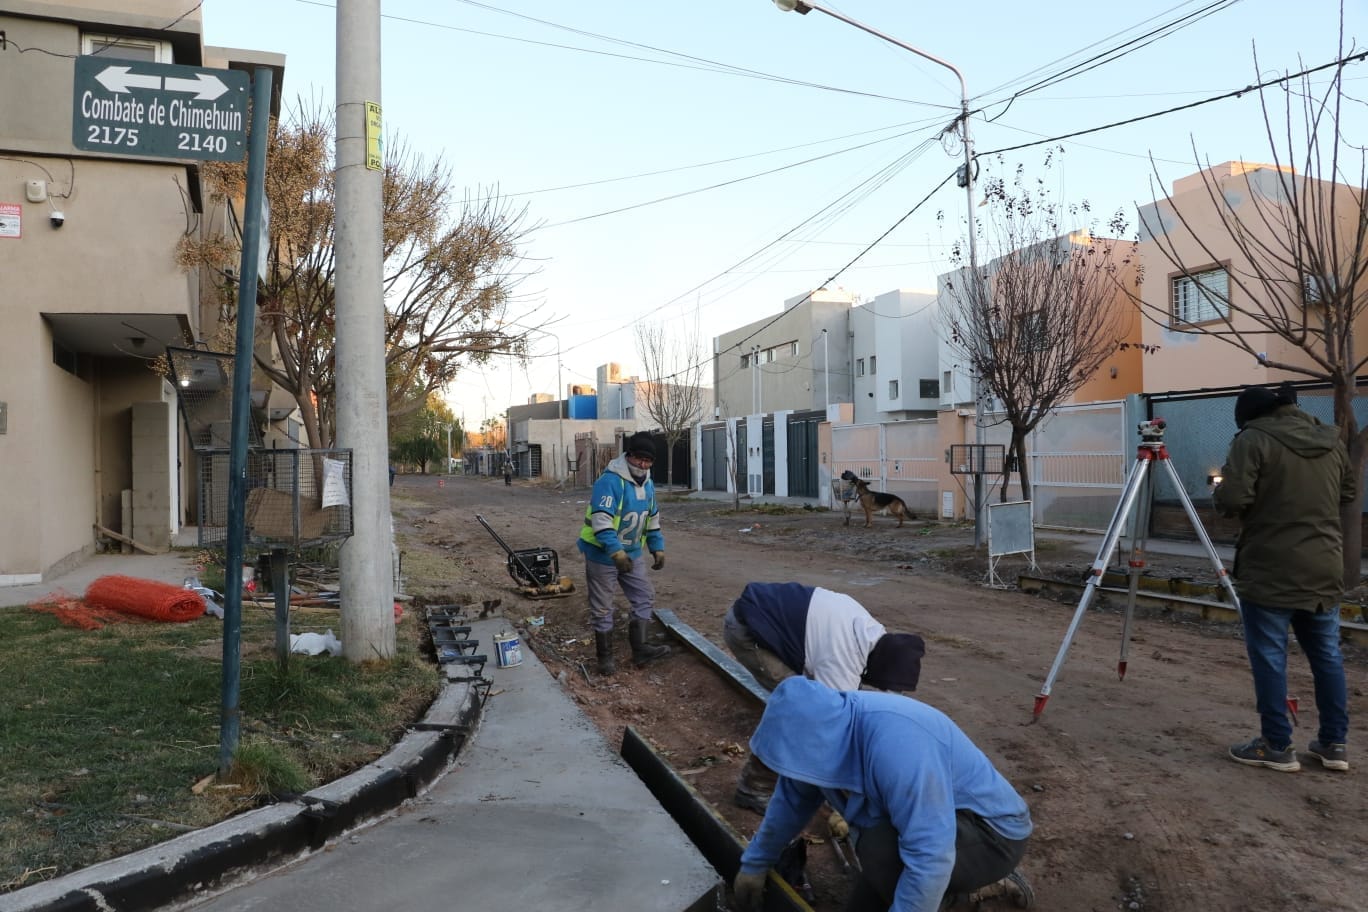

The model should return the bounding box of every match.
[1171,268,1229,324]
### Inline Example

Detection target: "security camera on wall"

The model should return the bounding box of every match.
[50,211,65,228]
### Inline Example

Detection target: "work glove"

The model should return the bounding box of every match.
[610,550,633,573]
[827,810,849,840]
[650,551,666,571]
[732,870,766,911]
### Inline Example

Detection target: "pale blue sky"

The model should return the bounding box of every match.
[204,0,1366,428]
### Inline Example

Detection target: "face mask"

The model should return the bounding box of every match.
[629,463,649,483]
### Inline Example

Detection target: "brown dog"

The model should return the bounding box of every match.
[840,470,910,528]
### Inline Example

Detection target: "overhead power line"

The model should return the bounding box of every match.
[976,51,1368,160]
[494,117,944,199]
[537,124,942,229]
[295,0,952,108]
[977,0,1242,109]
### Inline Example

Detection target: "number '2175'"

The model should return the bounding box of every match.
[86,125,138,147]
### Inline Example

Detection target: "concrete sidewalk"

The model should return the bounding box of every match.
[1,617,721,912]
[176,619,720,912]
[0,531,201,609]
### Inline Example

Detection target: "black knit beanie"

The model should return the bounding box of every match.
[625,431,656,460]
[1234,386,1280,429]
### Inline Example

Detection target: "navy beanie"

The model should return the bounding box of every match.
[862,633,926,692]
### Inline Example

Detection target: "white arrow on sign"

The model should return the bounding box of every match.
[95,66,160,94]
[163,74,229,102]
[95,66,229,101]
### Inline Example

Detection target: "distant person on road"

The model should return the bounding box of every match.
[503,460,512,486]
[577,431,670,675]
[1215,383,1353,773]
[723,581,925,813]
[730,677,1033,912]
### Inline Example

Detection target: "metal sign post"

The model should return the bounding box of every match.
[72,57,249,161]
[218,67,273,777]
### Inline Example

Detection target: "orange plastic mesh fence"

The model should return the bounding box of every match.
[28,589,141,630]
[83,575,206,623]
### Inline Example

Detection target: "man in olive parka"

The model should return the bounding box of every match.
[1214,383,1353,772]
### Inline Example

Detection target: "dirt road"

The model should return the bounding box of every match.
[393,473,1367,912]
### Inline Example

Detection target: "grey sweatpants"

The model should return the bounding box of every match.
[584,554,655,633]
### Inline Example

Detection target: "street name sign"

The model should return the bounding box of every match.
[72,57,249,161]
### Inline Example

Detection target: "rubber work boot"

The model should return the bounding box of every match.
[733,754,777,814]
[629,618,670,667]
[594,630,615,676]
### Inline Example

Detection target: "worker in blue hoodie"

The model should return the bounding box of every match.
[733,677,1033,912]
[577,431,671,675]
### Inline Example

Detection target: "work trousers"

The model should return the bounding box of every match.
[721,604,795,691]
[845,813,1028,911]
[584,554,655,633]
[1240,599,1349,749]
[722,604,797,802]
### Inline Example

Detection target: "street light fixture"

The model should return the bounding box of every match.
[769,0,987,546]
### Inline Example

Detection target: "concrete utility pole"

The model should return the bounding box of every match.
[335,0,395,661]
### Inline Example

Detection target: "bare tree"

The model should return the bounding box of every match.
[943,156,1138,501]
[634,320,706,489]
[1133,34,1367,586]
[185,101,538,450]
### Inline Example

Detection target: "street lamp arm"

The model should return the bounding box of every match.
[775,0,967,103]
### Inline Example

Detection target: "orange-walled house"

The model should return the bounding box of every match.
[1136,161,1368,392]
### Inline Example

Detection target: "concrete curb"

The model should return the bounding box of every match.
[1,671,485,912]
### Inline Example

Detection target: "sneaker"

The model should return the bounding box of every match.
[1229,737,1300,772]
[1306,740,1349,772]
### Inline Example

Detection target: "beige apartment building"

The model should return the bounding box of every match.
[0,2,283,584]
[1137,161,1368,390]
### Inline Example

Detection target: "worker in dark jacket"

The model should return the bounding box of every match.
[1214,384,1353,772]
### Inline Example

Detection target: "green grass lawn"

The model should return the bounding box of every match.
[0,605,439,893]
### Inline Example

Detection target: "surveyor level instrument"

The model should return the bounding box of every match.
[1033,419,1241,719]
[475,513,576,600]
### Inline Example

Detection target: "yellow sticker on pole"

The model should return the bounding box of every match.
[365,102,383,171]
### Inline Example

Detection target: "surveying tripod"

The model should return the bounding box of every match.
[1032,418,1241,719]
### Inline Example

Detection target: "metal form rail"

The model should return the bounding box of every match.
[1017,574,1368,647]
[620,610,814,912]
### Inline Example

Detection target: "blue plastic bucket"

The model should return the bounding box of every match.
[494,630,523,668]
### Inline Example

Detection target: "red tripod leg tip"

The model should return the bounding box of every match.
[1117,661,1127,680]
[1032,694,1049,719]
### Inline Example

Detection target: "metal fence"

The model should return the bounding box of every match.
[1028,400,1129,531]
[198,447,354,550]
[1149,384,1368,510]
[831,419,941,515]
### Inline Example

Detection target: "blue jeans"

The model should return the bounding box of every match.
[1239,599,1348,749]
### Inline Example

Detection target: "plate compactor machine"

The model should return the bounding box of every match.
[475,514,576,600]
